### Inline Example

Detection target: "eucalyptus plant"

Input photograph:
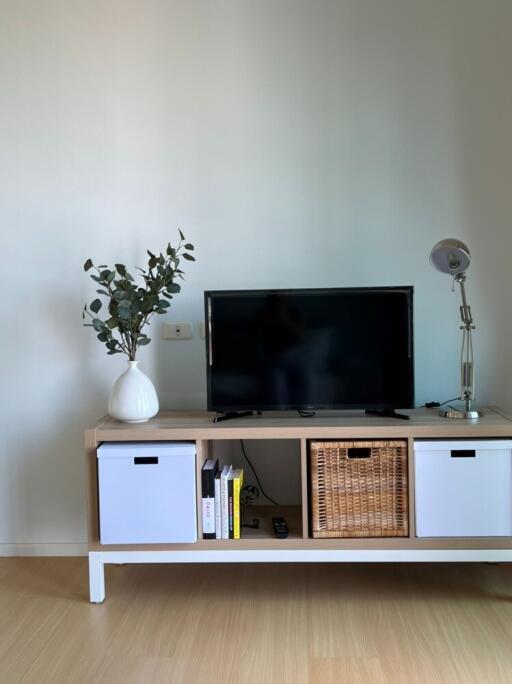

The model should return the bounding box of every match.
[83,230,194,360]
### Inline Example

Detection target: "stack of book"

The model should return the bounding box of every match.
[201,460,244,540]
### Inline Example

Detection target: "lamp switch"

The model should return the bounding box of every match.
[162,323,193,340]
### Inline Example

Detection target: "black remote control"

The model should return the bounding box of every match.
[272,517,289,539]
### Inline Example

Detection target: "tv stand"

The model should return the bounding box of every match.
[85,407,512,602]
[213,410,261,423]
[365,408,410,420]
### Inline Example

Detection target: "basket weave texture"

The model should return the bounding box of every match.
[310,440,408,538]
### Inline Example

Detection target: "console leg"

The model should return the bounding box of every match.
[89,552,105,603]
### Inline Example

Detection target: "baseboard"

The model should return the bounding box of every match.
[0,543,88,557]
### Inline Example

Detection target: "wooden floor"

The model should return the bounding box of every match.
[0,559,512,683]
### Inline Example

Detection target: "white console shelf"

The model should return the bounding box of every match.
[85,407,512,602]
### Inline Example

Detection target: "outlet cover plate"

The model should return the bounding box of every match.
[162,323,193,340]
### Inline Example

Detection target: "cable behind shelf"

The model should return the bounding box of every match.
[239,439,280,507]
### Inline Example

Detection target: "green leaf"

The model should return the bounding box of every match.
[90,274,102,283]
[184,243,194,250]
[157,300,170,308]
[97,332,108,342]
[92,318,104,332]
[106,271,116,283]
[83,258,93,271]
[106,318,118,329]
[117,307,130,320]
[138,337,151,345]
[182,253,195,261]
[90,298,102,314]
[100,269,110,280]
[96,289,109,296]
[167,283,181,294]
[178,228,185,241]
[115,263,126,277]
[148,256,157,269]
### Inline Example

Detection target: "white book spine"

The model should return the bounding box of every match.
[214,475,221,539]
[221,466,232,540]
[202,498,215,536]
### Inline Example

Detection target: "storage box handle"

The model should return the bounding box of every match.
[450,449,476,458]
[347,447,372,459]
[134,457,159,465]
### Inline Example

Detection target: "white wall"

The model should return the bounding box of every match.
[1,0,511,551]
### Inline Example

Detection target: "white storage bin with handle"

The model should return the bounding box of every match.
[414,440,512,537]
[97,441,197,544]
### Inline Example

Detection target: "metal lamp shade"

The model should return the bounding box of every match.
[430,239,471,275]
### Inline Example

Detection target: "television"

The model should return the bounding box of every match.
[205,287,414,413]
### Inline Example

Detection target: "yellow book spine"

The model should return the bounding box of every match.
[233,472,241,539]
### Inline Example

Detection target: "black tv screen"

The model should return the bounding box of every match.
[205,287,414,412]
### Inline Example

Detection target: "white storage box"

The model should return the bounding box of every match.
[97,442,197,544]
[414,440,512,537]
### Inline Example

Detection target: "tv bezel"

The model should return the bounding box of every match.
[204,286,414,413]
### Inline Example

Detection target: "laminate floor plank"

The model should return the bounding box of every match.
[0,559,511,683]
[309,657,386,684]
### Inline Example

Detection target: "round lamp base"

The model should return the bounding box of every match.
[439,407,484,420]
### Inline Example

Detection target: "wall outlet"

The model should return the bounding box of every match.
[162,323,193,340]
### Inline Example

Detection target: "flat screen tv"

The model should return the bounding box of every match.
[205,287,414,412]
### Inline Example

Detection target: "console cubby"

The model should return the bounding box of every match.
[208,438,304,540]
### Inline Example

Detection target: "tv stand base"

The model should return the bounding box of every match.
[365,409,410,421]
[213,410,261,423]
[88,548,512,602]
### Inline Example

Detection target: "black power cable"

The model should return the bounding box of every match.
[240,439,280,506]
[439,396,462,406]
[420,396,460,409]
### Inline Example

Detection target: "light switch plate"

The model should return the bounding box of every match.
[162,323,193,340]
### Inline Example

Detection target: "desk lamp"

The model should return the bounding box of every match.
[430,238,483,419]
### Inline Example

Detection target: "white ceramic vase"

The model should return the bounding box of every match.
[108,360,159,423]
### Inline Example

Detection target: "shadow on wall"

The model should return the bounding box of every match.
[4,291,111,547]
[450,42,512,413]
[153,309,208,412]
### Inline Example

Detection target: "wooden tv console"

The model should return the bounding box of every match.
[85,407,512,602]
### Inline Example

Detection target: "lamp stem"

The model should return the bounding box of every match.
[456,274,475,406]
[457,274,473,329]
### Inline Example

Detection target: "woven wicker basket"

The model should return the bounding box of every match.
[310,440,408,538]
